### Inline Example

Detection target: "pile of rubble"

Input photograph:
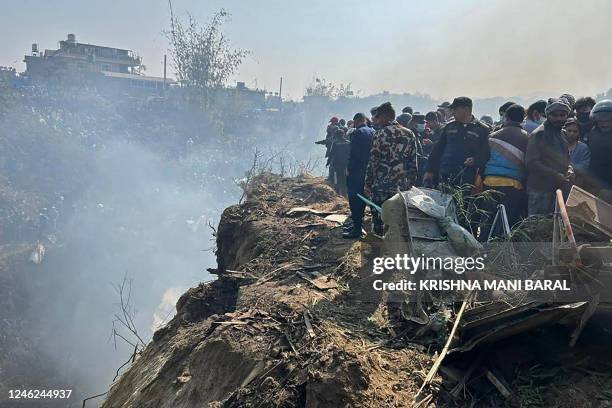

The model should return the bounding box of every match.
[102,175,612,407]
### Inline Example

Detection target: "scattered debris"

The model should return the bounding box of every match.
[323,213,349,225]
[296,271,338,290]
[566,185,612,238]
[453,300,589,353]
[415,295,471,402]
[286,206,337,217]
[175,370,192,385]
[103,175,612,408]
[485,370,512,399]
[303,310,315,338]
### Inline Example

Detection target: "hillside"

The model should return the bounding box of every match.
[102,174,436,407]
[103,174,612,408]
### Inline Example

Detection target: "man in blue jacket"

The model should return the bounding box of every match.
[479,104,529,239]
[343,112,375,239]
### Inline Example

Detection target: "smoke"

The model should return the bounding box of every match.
[152,287,183,332]
[23,140,235,402]
[9,89,322,406]
[377,0,612,100]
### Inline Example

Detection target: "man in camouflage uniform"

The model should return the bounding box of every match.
[364,102,418,235]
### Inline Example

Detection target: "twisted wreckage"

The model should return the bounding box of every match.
[103,175,612,407]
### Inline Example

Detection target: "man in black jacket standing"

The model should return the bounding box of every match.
[584,100,612,203]
[343,112,375,238]
[423,97,491,188]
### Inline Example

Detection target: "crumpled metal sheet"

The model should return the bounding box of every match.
[566,185,612,238]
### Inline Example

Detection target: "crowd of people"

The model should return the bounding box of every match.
[320,95,612,240]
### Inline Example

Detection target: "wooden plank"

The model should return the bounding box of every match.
[485,370,511,399]
[303,311,315,338]
[414,295,472,402]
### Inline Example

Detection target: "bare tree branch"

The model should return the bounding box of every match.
[164,7,249,107]
[110,274,146,349]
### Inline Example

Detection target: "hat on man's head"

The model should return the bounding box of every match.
[329,117,339,124]
[499,101,516,115]
[437,101,451,109]
[376,102,396,118]
[545,98,571,115]
[353,112,367,122]
[396,113,412,127]
[480,115,494,126]
[411,112,425,122]
[448,97,473,109]
[560,93,576,108]
[425,111,439,122]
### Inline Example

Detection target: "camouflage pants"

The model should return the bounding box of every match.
[371,190,396,235]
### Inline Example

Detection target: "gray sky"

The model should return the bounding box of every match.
[2,0,611,100]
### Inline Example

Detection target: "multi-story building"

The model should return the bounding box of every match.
[23,33,177,94]
[25,33,143,77]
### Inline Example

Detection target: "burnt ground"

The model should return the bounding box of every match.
[102,174,612,408]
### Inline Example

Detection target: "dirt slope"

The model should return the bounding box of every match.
[101,174,612,408]
[102,174,434,408]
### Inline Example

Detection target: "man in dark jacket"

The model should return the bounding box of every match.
[407,112,430,186]
[323,118,339,182]
[425,111,443,147]
[329,128,350,195]
[524,100,547,134]
[343,113,375,238]
[480,104,529,239]
[525,99,573,215]
[423,97,491,188]
[584,100,612,202]
[575,96,597,141]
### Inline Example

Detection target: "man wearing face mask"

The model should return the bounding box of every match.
[574,97,596,141]
[584,100,612,202]
[423,97,491,188]
[524,100,547,133]
[409,112,431,148]
[525,99,573,215]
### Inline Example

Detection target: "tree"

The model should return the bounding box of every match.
[305,77,353,99]
[166,3,249,103]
